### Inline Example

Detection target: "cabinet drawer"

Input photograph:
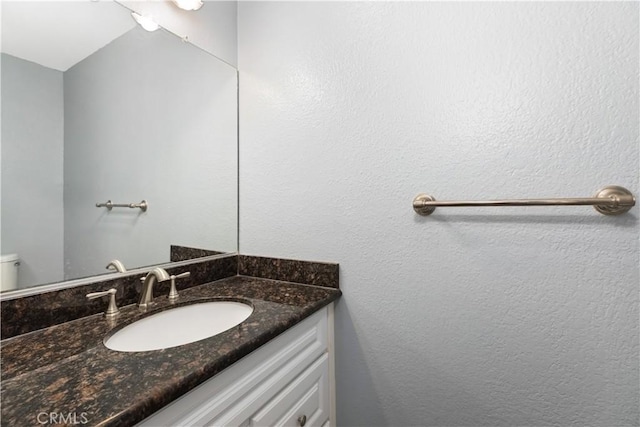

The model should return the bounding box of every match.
[251,353,329,427]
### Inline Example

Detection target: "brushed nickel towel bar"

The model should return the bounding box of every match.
[413,186,635,216]
[96,200,148,212]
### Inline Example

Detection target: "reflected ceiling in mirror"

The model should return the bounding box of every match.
[0,0,238,293]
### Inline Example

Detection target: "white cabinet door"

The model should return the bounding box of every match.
[251,353,329,427]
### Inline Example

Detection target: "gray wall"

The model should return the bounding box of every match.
[1,53,64,287]
[238,2,639,426]
[63,27,237,279]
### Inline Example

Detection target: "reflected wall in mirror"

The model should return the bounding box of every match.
[0,1,238,292]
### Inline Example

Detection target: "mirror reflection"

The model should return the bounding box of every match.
[0,1,238,292]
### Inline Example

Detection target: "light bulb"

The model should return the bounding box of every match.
[131,12,160,32]
[172,0,204,11]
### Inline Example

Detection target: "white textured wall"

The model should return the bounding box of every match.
[1,54,64,287]
[238,2,639,426]
[64,27,237,279]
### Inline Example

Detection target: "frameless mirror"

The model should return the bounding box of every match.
[0,0,238,293]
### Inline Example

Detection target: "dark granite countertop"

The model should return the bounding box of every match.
[0,276,340,427]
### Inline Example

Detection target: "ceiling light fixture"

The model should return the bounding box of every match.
[131,12,160,32]
[172,0,204,11]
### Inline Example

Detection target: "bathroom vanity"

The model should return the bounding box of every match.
[139,305,333,426]
[0,256,340,427]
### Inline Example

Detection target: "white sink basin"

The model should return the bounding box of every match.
[104,301,253,352]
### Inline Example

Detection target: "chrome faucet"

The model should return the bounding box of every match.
[106,259,127,273]
[138,268,170,308]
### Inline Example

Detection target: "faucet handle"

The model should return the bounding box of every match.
[86,288,119,318]
[168,272,191,301]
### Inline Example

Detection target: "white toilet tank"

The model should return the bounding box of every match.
[1,254,20,292]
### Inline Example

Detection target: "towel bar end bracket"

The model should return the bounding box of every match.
[592,186,635,215]
[413,194,437,216]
